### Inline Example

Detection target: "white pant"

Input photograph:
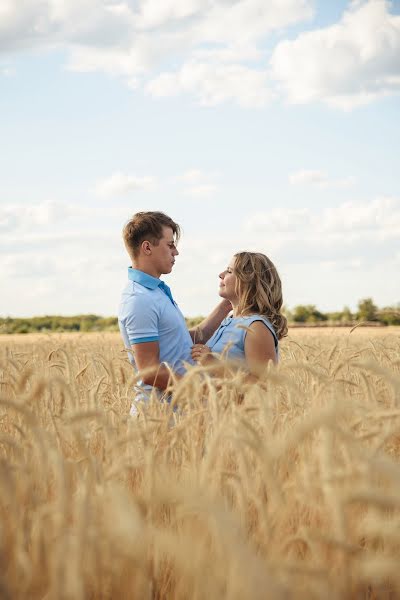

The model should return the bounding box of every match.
[130,386,169,416]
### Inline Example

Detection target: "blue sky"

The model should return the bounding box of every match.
[1,0,399,317]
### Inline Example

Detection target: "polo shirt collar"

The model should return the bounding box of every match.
[128,267,160,289]
[128,267,175,304]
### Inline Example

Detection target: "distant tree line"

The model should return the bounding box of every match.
[285,298,400,326]
[0,299,399,334]
[0,314,119,335]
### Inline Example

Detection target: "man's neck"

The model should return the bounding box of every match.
[132,262,161,279]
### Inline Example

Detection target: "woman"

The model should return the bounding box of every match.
[191,252,287,371]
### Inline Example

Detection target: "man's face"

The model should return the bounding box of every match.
[150,226,179,275]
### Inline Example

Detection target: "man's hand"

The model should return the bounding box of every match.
[220,298,233,312]
[189,299,232,343]
[191,344,212,364]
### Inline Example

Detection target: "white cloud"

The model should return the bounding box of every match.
[172,168,219,197]
[289,170,327,185]
[193,44,262,64]
[0,248,127,317]
[0,0,312,107]
[1,195,399,316]
[270,0,400,108]
[185,184,218,198]
[0,201,134,236]
[0,0,135,52]
[289,169,356,188]
[94,172,156,197]
[1,254,59,279]
[245,196,400,240]
[67,36,161,78]
[321,196,400,236]
[0,201,74,232]
[245,207,310,233]
[195,0,313,44]
[173,169,206,184]
[3,0,400,109]
[1,64,15,76]
[147,59,273,107]
[0,0,313,56]
[134,0,205,29]
[0,230,125,261]
[131,0,314,51]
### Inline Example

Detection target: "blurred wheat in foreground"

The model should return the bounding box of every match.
[0,329,400,600]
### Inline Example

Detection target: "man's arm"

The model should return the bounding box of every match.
[132,341,181,390]
[189,299,231,343]
[124,294,174,389]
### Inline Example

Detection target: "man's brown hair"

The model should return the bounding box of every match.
[123,211,181,259]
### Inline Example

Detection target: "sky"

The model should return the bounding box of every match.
[1,0,399,318]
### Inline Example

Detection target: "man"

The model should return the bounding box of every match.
[118,211,231,414]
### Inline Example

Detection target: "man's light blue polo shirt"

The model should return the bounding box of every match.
[118,268,194,379]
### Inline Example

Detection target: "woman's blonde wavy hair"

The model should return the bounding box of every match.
[233,252,288,340]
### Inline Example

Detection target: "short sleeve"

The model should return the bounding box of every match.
[122,293,160,345]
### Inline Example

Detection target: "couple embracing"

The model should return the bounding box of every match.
[118,211,287,415]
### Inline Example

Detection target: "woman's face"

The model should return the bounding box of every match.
[219,257,238,302]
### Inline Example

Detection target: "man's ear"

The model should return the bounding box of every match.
[141,240,152,255]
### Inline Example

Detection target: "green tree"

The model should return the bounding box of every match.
[380,305,400,325]
[357,298,378,322]
[341,306,353,323]
[292,305,327,323]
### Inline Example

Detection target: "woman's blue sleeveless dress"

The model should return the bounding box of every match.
[206,315,279,362]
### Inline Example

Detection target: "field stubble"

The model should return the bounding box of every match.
[0,328,399,599]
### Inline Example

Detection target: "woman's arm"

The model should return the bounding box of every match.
[244,321,277,373]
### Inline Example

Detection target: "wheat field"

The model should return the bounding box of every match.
[0,328,399,599]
